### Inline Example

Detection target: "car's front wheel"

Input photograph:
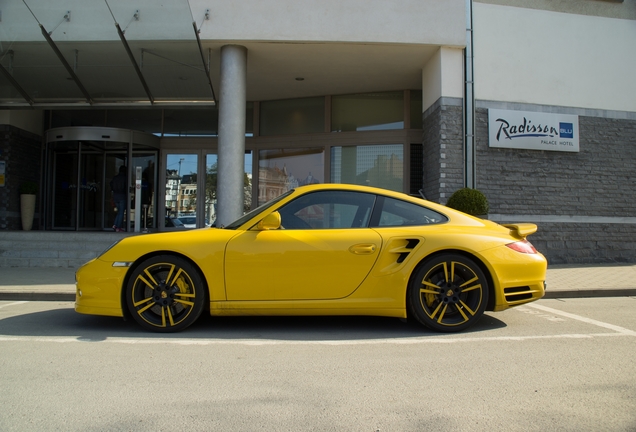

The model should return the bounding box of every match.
[126,255,206,332]
[408,253,489,332]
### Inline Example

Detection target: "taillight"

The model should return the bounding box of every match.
[506,239,538,254]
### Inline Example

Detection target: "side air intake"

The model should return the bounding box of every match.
[393,239,421,264]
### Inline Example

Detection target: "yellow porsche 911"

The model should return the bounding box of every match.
[75,184,546,333]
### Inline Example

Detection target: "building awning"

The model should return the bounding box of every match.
[0,0,216,108]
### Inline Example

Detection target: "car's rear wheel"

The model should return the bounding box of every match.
[126,255,206,332]
[408,253,488,332]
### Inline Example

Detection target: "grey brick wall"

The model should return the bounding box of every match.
[0,125,42,230]
[474,108,636,264]
[422,98,464,203]
[475,110,636,217]
[420,101,636,264]
[530,223,636,264]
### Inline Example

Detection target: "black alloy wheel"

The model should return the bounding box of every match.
[408,253,489,332]
[126,255,206,332]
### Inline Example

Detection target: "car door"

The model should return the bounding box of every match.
[224,190,382,301]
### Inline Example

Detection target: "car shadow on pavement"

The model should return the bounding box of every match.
[0,306,508,342]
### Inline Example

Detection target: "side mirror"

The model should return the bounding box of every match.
[255,211,281,231]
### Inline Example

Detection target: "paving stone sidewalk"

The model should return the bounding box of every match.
[1,264,636,301]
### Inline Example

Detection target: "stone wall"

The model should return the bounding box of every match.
[475,111,636,217]
[0,125,42,230]
[421,98,464,203]
[474,108,636,264]
[530,222,636,264]
[420,100,636,263]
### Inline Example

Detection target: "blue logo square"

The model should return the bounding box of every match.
[559,123,573,139]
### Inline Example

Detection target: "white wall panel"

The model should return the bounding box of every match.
[194,0,465,45]
[422,47,464,111]
[2,0,466,46]
[474,3,636,112]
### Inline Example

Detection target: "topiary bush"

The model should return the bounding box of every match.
[20,181,38,195]
[446,188,489,216]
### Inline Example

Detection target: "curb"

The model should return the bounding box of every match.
[0,292,76,302]
[543,289,636,299]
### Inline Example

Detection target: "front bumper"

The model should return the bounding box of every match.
[75,258,127,317]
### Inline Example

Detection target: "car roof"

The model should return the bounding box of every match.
[291,183,436,208]
[232,183,480,230]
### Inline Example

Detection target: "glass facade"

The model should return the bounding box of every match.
[164,154,198,224]
[258,148,324,205]
[42,89,421,230]
[331,91,404,132]
[49,103,254,137]
[331,145,404,192]
[162,151,253,228]
[46,134,158,231]
[260,97,325,136]
[164,109,218,137]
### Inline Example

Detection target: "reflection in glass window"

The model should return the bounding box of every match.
[165,154,197,225]
[205,154,218,225]
[374,197,447,227]
[258,148,324,205]
[331,145,403,192]
[279,191,376,229]
[206,152,253,224]
[332,91,404,132]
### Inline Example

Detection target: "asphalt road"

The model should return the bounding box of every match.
[1,298,635,432]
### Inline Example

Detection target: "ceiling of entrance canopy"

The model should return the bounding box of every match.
[0,0,436,108]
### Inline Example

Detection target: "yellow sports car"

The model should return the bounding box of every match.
[75,184,546,333]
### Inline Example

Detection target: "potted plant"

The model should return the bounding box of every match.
[446,187,489,218]
[20,181,38,231]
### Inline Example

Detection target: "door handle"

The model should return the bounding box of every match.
[349,244,377,255]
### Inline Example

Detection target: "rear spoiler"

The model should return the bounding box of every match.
[502,223,537,239]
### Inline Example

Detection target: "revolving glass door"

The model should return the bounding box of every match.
[46,127,159,231]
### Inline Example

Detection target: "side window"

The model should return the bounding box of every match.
[373,197,447,227]
[278,191,376,229]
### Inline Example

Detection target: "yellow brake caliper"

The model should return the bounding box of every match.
[174,275,190,295]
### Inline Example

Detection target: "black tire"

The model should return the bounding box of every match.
[407,253,489,332]
[126,255,206,332]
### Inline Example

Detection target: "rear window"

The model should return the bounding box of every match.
[372,197,447,227]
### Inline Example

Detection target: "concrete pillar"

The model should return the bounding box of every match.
[216,45,247,227]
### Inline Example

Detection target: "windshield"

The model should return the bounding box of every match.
[224,190,294,229]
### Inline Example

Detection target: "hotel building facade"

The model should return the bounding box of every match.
[0,0,634,263]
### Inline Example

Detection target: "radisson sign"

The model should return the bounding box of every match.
[488,109,579,152]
